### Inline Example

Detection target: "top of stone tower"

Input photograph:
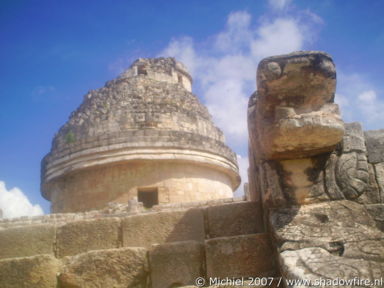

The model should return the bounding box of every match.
[119,57,192,92]
[41,57,240,199]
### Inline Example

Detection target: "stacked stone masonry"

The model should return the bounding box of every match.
[0,199,277,287]
[248,51,384,286]
[41,57,240,213]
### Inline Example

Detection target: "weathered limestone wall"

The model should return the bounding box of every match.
[0,199,274,288]
[248,51,384,283]
[41,57,240,213]
[49,161,234,213]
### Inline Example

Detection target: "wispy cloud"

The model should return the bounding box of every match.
[268,0,292,11]
[31,85,57,102]
[160,9,323,194]
[234,154,249,197]
[336,72,384,130]
[0,181,43,219]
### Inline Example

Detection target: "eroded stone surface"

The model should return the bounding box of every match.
[281,248,384,287]
[251,51,344,160]
[374,162,384,201]
[366,204,384,232]
[58,247,148,288]
[336,152,369,199]
[206,201,263,238]
[0,254,60,288]
[122,209,204,248]
[57,218,120,257]
[205,234,276,279]
[149,241,204,288]
[279,157,329,205]
[356,163,381,204]
[259,161,287,208]
[325,149,369,201]
[365,129,384,163]
[270,200,383,249]
[342,122,366,153]
[0,224,55,259]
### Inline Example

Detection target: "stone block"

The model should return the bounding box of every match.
[365,129,384,163]
[149,241,204,288]
[366,204,384,232]
[122,209,205,247]
[252,52,344,160]
[58,247,148,288]
[257,52,336,106]
[56,218,120,257]
[0,254,60,288]
[325,151,369,200]
[270,200,383,252]
[342,122,366,153]
[279,157,329,205]
[324,152,345,200]
[336,151,369,199]
[206,201,263,238]
[260,161,286,208]
[356,163,381,204]
[343,239,384,262]
[280,247,384,285]
[257,104,344,160]
[0,224,55,259]
[205,234,276,278]
[374,162,384,201]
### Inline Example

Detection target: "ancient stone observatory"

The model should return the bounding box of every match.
[41,58,240,213]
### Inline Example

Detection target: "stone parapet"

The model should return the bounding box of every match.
[0,199,263,259]
[0,200,278,287]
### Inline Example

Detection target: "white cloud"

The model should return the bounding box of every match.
[234,154,250,197]
[160,11,319,148]
[335,72,384,129]
[160,9,322,194]
[31,85,57,102]
[268,0,292,11]
[251,18,304,58]
[32,85,55,96]
[358,90,377,102]
[214,11,252,53]
[0,181,44,219]
[161,37,199,76]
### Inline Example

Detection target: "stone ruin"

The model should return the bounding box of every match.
[0,51,383,287]
[248,51,384,285]
[41,57,240,213]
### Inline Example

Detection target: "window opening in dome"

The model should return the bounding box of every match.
[137,65,147,75]
[137,187,158,208]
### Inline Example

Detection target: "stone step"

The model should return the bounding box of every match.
[149,234,277,288]
[0,233,278,288]
[0,200,263,260]
[205,234,277,279]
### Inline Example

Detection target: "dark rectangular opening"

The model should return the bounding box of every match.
[137,188,158,208]
[137,65,147,75]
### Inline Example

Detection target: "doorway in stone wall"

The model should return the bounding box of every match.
[137,187,159,208]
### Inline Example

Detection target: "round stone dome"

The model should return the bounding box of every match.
[41,57,240,212]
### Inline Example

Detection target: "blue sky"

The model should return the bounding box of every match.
[0,0,383,217]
